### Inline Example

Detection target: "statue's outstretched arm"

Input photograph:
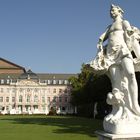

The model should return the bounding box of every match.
[97,25,110,49]
[99,25,110,42]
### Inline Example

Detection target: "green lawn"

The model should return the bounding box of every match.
[0,115,103,140]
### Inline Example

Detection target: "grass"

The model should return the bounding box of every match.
[0,115,103,140]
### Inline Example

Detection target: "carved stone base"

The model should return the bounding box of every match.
[103,107,140,134]
[103,119,140,134]
[95,130,140,140]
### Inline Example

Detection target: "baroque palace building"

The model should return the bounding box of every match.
[0,58,77,115]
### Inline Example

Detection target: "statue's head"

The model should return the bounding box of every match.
[110,4,124,19]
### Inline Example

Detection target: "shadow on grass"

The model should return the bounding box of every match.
[1,115,103,137]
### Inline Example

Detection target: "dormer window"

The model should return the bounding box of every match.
[27,74,30,79]
[1,79,4,84]
[64,80,68,84]
[53,80,56,84]
[48,80,51,84]
[7,79,10,84]
[59,80,62,84]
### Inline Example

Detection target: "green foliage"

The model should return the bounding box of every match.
[69,64,112,118]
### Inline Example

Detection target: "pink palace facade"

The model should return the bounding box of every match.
[0,58,77,115]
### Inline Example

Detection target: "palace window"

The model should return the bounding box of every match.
[64,89,68,93]
[53,80,56,84]
[47,97,50,102]
[42,105,46,111]
[12,105,15,109]
[47,80,51,84]
[12,88,16,93]
[7,88,10,93]
[47,88,50,93]
[59,89,62,93]
[34,88,38,92]
[34,105,38,110]
[0,106,3,111]
[1,79,4,84]
[59,80,62,84]
[6,106,9,111]
[62,107,66,111]
[64,80,68,85]
[19,88,23,92]
[7,79,10,84]
[65,97,68,102]
[27,95,30,102]
[27,88,31,92]
[19,95,23,102]
[47,80,50,84]
[12,97,15,102]
[53,88,56,93]
[41,88,45,93]
[59,97,62,102]
[34,95,38,102]
[42,96,45,103]
[0,97,3,102]
[53,97,57,102]
[0,88,3,93]
[6,97,9,102]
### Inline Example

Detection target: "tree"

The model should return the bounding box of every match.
[69,64,111,118]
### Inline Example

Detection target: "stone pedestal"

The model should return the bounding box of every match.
[95,131,140,140]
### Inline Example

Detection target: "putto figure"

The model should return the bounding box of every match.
[90,4,140,134]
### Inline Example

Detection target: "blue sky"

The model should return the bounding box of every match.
[0,0,139,73]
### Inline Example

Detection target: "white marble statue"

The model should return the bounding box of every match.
[90,4,140,134]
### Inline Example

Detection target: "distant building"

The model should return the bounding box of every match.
[0,58,77,115]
